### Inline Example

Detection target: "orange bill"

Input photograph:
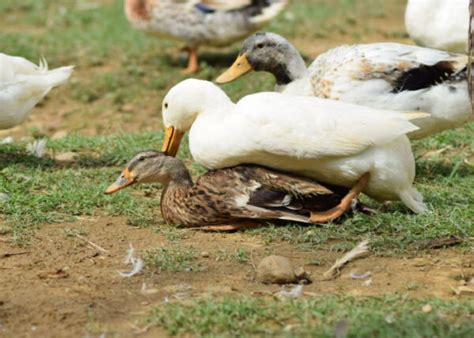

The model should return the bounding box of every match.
[215,53,253,83]
[105,168,136,194]
[161,126,184,157]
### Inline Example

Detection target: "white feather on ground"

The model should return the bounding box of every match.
[275,284,303,298]
[0,136,13,144]
[350,271,371,279]
[26,138,47,158]
[118,243,144,278]
[323,239,370,279]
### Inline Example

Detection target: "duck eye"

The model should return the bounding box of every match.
[164,103,168,109]
[256,43,264,49]
[138,156,145,161]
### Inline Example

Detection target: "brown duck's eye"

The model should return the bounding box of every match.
[164,103,168,109]
[138,156,145,161]
[257,43,264,49]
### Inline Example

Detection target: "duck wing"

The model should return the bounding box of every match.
[236,92,421,159]
[193,166,346,224]
[310,43,467,95]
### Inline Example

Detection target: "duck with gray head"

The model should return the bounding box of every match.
[105,150,369,231]
[216,32,472,139]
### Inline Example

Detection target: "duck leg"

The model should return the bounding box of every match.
[183,46,199,73]
[309,172,371,223]
[189,220,261,232]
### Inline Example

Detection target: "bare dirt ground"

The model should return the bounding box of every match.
[1,218,472,337]
[1,1,473,337]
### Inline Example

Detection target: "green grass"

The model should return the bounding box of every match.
[145,246,201,272]
[146,296,474,337]
[1,126,472,250]
[216,247,251,264]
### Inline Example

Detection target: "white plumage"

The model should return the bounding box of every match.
[162,79,428,213]
[405,0,469,53]
[308,43,472,139]
[0,53,73,130]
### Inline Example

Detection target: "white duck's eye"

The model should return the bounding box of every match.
[164,103,169,109]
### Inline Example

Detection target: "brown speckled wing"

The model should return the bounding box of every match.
[161,165,348,227]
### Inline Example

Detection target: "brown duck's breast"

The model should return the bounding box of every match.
[124,0,153,21]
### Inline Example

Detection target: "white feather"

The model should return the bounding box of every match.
[26,139,47,158]
[118,243,144,278]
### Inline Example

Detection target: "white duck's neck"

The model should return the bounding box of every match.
[196,85,234,115]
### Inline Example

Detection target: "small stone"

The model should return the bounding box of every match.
[422,304,432,313]
[201,251,210,258]
[257,255,296,285]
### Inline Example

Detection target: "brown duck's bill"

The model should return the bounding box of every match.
[162,126,184,157]
[105,168,136,194]
[215,53,253,83]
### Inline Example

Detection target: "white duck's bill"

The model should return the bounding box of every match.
[162,127,184,157]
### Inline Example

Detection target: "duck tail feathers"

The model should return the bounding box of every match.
[42,65,74,88]
[400,188,428,214]
[249,0,288,26]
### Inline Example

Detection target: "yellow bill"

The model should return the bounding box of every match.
[161,126,184,157]
[215,53,253,83]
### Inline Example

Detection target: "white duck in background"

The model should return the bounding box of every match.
[124,0,288,72]
[216,32,472,140]
[405,0,469,53]
[0,53,73,130]
[161,79,429,214]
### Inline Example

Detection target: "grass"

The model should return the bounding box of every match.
[146,296,474,337]
[1,120,473,250]
[216,247,251,264]
[145,246,201,272]
[1,0,473,336]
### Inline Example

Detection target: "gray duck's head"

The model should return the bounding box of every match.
[216,32,307,86]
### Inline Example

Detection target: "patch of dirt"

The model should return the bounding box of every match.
[1,218,472,337]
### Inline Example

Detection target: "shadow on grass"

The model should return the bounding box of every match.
[0,151,121,169]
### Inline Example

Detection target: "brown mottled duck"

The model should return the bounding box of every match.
[105,150,369,230]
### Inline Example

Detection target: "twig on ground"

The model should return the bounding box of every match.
[323,239,370,280]
[75,234,108,253]
[1,251,29,259]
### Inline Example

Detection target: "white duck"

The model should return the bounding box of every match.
[124,0,288,72]
[161,79,428,214]
[0,53,73,130]
[216,33,472,140]
[405,0,469,53]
